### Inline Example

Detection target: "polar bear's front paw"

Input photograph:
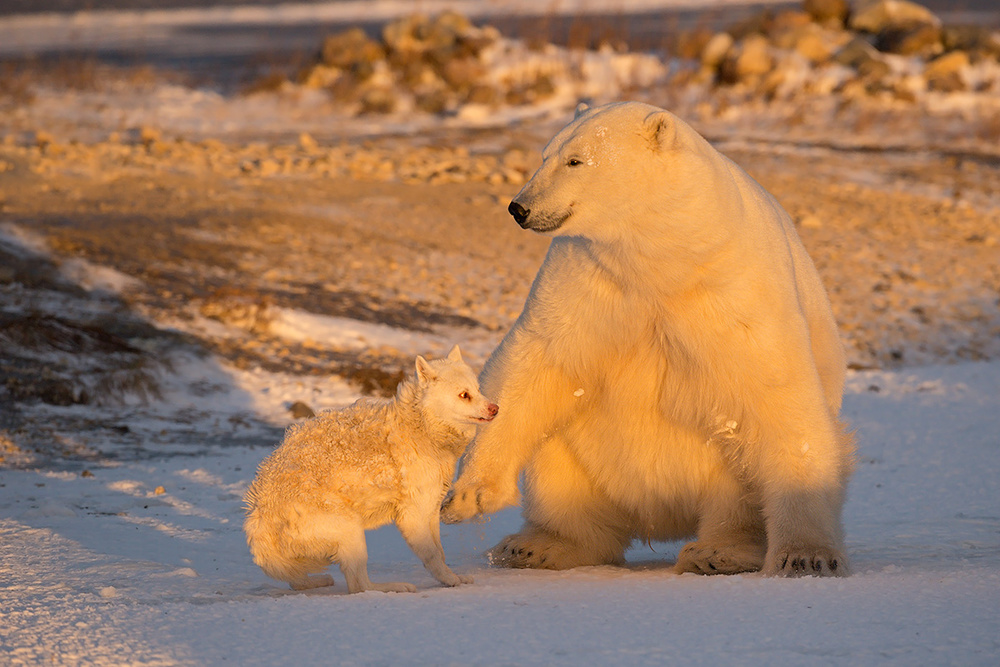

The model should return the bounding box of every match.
[440,487,482,524]
[765,547,847,577]
[675,540,765,575]
[441,481,517,524]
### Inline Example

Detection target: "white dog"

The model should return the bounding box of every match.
[244,346,497,592]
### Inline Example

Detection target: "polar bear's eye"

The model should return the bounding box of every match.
[566,158,584,167]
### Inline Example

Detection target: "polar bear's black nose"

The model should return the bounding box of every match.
[508,201,530,227]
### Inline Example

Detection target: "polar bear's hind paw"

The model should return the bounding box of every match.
[675,540,765,575]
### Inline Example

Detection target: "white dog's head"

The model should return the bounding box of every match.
[414,345,498,428]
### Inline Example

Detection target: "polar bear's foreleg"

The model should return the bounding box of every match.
[755,411,852,577]
[489,434,633,569]
[442,361,578,523]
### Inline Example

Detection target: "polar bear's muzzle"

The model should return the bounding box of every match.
[508,201,531,228]
[508,200,570,233]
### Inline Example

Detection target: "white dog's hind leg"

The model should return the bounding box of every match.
[288,573,335,590]
[491,435,633,569]
[397,508,473,587]
[337,522,417,594]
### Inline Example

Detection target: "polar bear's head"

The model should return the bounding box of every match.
[509,102,728,247]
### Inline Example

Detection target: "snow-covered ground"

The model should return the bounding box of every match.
[2,2,999,664]
[2,357,999,665]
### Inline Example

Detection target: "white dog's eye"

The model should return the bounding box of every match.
[566,158,584,167]
[459,391,471,401]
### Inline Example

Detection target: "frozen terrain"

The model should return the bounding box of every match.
[2,356,999,665]
[2,1,1000,665]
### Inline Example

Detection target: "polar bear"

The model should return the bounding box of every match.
[442,101,853,577]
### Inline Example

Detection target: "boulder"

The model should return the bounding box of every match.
[924,50,970,91]
[701,32,734,69]
[320,28,384,74]
[833,36,882,68]
[775,23,850,64]
[719,34,773,84]
[875,23,942,56]
[942,26,1000,59]
[802,0,850,27]
[850,0,941,34]
[676,27,714,61]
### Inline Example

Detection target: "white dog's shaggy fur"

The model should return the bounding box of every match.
[244,346,497,592]
[442,102,854,577]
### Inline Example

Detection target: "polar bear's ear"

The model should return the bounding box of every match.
[643,110,678,152]
[415,355,437,384]
[574,102,590,119]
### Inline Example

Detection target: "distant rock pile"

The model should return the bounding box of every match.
[680,0,1000,103]
[283,1,999,117]
[292,9,667,116]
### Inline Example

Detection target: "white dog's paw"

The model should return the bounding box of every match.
[764,546,847,577]
[440,572,475,586]
[368,581,418,593]
[675,540,765,575]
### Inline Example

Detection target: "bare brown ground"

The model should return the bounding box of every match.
[0,117,998,466]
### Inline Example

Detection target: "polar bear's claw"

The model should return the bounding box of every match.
[767,549,847,577]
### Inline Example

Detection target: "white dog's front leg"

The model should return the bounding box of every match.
[397,509,472,587]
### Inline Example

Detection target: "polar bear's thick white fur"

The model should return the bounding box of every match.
[442,101,853,577]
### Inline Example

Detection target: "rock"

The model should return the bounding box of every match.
[701,32,734,69]
[299,64,341,89]
[727,10,774,41]
[415,88,451,114]
[925,50,969,91]
[770,10,813,36]
[288,401,316,419]
[676,27,714,61]
[858,56,893,88]
[320,27,384,75]
[850,0,940,35]
[833,36,882,68]
[298,133,317,151]
[875,23,942,56]
[778,23,847,64]
[719,34,773,84]
[465,84,498,106]
[358,87,397,114]
[803,0,849,27]
[441,58,486,93]
[942,25,1000,59]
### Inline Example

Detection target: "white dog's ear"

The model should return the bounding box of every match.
[643,110,677,152]
[415,355,436,384]
[574,102,590,119]
[447,345,463,362]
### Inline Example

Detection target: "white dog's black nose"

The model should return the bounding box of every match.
[508,201,530,227]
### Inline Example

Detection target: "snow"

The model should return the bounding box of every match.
[2,357,999,665]
[2,2,999,664]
